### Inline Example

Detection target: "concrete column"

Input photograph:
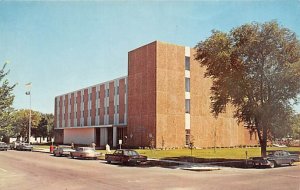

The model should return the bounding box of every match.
[113,127,117,147]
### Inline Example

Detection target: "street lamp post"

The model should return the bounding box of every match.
[25,83,32,144]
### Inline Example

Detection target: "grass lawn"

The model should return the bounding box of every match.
[32,144,300,160]
[32,145,51,149]
[136,147,300,160]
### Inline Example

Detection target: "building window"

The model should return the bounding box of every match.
[98,108,100,115]
[185,99,190,113]
[116,105,119,114]
[82,95,84,102]
[89,93,92,101]
[116,86,119,95]
[185,129,191,145]
[185,78,190,92]
[106,107,109,115]
[75,112,77,119]
[185,56,190,70]
[82,111,84,116]
[106,89,110,97]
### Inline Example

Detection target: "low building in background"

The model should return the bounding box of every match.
[54,41,258,149]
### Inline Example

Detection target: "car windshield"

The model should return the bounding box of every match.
[124,150,139,156]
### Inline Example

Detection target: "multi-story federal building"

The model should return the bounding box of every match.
[54,41,258,148]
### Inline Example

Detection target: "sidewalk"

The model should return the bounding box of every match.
[33,147,50,153]
[148,158,221,171]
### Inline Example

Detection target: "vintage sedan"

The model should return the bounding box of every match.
[70,147,100,160]
[105,149,147,165]
[0,142,9,151]
[16,143,33,151]
[53,146,75,157]
[251,150,299,168]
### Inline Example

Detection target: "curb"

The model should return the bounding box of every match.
[182,167,221,171]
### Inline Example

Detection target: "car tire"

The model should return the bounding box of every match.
[269,161,275,168]
[289,160,294,166]
[107,160,111,164]
[71,154,74,159]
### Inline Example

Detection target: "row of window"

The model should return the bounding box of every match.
[60,105,120,120]
[58,85,125,106]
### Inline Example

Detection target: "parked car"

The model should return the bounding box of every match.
[16,143,33,151]
[53,146,75,157]
[0,142,8,151]
[105,149,147,165]
[251,150,299,168]
[10,141,21,150]
[70,147,100,160]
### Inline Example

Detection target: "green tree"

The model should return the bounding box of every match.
[0,62,16,142]
[35,113,54,142]
[13,109,41,141]
[195,21,300,157]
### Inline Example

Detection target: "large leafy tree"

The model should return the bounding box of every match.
[12,109,41,141]
[0,63,16,142]
[34,113,54,142]
[195,21,300,156]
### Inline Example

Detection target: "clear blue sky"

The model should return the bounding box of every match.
[0,1,299,114]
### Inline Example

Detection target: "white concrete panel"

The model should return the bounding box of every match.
[185,113,191,129]
[185,92,190,99]
[88,117,91,126]
[80,118,84,127]
[185,70,190,78]
[96,116,99,125]
[185,46,190,57]
[64,128,95,145]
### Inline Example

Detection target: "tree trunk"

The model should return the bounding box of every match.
[261,124,268,157]
[261,139,267,157]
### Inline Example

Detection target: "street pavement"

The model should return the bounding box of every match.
[0,150,299,190]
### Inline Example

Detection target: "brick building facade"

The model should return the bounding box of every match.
[54,41,258,148]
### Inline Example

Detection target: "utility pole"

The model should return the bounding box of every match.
[25,82,32,144]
